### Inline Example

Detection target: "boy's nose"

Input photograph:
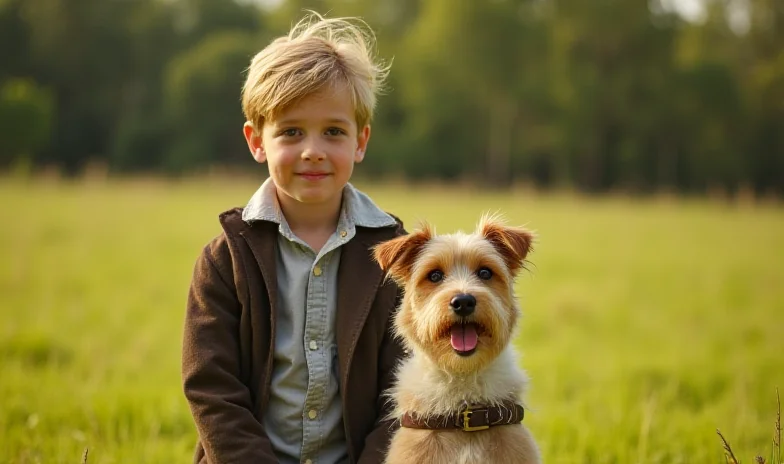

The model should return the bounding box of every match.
[301,142,326,161]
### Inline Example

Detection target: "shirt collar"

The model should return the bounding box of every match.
[241,177,397,230]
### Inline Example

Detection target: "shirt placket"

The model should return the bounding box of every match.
[301,250,331,463]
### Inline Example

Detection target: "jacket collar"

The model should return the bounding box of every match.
[241,177,397,229]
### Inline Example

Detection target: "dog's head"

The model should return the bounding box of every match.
[373,214,534,374]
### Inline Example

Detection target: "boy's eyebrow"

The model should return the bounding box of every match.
[275,117,353,126]
[326,117,353,126]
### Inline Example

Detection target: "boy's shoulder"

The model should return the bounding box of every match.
[342,183,406,236]
[193,206,406,296]
[197,207,262,266]
[385,212,406,236]
[199,208,249,257]
[200,201,406,264]
[217,207,249,234]
[216,205,404,231]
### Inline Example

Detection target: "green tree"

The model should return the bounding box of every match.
[744,0,784,195]
[162,31,261,171]
[395,0,547,186]
[0,78,54,167]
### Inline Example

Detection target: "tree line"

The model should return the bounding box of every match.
[0,0,782,195]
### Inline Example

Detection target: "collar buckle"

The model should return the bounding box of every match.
[458,406,490,432]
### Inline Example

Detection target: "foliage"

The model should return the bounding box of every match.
[0,0,782,194]
[0,78,53,167]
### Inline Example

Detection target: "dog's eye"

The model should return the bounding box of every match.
[428,270,444,283]
[477,267,493,280]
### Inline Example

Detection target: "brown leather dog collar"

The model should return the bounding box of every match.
[400,400,525,432]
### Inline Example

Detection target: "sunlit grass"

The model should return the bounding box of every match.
[1,175,782,463]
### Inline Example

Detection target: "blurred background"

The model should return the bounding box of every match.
[0,0,782,195]
[1,1,784,463]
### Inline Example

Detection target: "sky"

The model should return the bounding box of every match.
[665,0,707,21]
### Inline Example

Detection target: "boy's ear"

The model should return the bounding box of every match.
[243,122,266,164]
[478,214,535,274]
[355,125,371,163]
[372,224,433,284]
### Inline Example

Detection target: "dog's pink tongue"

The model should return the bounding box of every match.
[450,324,478,352]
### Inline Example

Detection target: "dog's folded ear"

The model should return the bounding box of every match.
[478,215,535,274]
[372,224,433,284]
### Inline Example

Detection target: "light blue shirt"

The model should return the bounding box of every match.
[242,178,396,464]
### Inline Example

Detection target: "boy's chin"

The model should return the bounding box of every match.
[293,190,342,205]
[276,184,341,205]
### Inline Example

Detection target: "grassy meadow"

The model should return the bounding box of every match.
[0,175,782,463]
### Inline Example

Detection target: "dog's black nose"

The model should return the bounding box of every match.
[450,294,476,316]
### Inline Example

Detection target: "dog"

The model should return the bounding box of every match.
[373,214,541,464]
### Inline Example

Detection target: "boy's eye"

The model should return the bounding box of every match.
[477,267,493,280]
[325,127,345,136]
[428,270,444,283]
[280,128,301,137]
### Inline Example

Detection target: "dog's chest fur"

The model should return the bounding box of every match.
[385,347,541,463]
[387,421,539,464]
[388,347,528,418]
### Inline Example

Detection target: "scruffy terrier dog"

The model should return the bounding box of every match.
[373,215,541,464]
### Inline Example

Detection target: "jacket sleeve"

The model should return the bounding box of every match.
[356,290,406,464]
[182,239,280,464]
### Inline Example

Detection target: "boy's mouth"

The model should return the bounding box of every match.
[298,172,330,181]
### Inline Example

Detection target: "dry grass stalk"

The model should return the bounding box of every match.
[717,388,782,464]
[81,448,88,464]
[718,428,741,464]
[774,388,781,464]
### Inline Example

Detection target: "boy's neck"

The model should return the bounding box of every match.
[276,190,343,252]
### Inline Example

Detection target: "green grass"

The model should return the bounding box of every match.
[1,175,782,463]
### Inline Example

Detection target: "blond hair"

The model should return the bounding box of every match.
[242,12,389,132]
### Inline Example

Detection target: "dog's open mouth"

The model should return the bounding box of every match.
[449,321,484,356]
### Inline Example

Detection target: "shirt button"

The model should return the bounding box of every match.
[340,230,347,238]
[313,265,322,276]
[308,409,318,420]
[309,340,318,351]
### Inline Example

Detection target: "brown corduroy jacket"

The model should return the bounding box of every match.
[182,207,406,464]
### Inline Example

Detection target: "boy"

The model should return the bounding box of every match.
[182,13,406,464]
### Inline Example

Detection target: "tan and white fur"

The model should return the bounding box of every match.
[373,215,541,464]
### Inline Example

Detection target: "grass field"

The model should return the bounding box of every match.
[1,175,782,463]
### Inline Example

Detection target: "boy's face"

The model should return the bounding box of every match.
[243,85,370,212]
